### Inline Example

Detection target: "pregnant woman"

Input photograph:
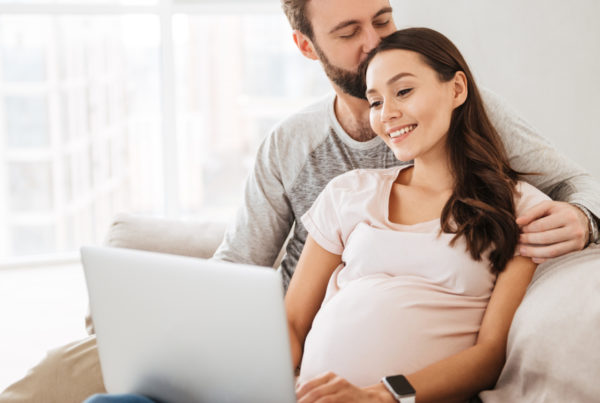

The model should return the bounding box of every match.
[287,28,549,403]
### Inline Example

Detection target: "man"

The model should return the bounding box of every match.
[2,1,599,402]
[213,0,600,291]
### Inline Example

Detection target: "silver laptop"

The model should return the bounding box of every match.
[81,246,296,403]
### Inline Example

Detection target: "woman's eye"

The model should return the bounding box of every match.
[397,88,413,97]
[369,100,382,109]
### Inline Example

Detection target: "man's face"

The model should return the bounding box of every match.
[306,0,397,98]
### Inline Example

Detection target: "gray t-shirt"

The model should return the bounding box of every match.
[213,90,600,289]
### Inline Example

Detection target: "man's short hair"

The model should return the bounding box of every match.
[281,0,314,39]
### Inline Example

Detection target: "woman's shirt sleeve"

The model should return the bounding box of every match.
[513,181,552,256]
[301,177,346,255]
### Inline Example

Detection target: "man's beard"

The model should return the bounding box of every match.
[313,42,366,100]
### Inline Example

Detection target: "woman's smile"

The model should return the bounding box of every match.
[387,124,417,142]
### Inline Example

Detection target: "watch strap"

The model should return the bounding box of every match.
[572,203,600,245]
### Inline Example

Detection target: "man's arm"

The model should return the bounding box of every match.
[482,88,600,260]
[212,131,294,267]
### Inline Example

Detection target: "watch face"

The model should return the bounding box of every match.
[385,375,416,396]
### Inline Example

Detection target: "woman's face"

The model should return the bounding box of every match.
[365,49,464,163]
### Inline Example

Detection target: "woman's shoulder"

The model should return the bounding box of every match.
[327,166,403,192]
[514,180,551,214]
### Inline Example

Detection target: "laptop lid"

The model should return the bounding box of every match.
[81,246,296,403]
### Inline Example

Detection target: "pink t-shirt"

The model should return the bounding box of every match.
[299,166,550,387]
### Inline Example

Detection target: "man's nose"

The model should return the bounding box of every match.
[362,26,382,54]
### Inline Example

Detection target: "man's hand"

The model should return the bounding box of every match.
[296,372,395,403]
[517,200,589,263]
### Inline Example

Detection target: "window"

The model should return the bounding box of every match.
[0,0,330,261]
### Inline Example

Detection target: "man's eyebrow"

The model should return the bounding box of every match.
[365,72,415,96]
[328,7,394,35]
[373,7,393,20]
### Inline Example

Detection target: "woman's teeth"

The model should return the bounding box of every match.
[389,124,417,138]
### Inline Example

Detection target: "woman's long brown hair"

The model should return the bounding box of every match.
[360,28,521,274]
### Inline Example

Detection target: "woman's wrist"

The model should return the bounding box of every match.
[366,382,398,403]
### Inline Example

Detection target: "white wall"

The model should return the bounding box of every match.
[392,0,600,179]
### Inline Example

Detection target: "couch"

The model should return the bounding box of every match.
[0,213,599,403]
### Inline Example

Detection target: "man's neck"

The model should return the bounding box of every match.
[333,89,376,142]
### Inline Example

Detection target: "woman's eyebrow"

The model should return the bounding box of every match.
[387,72,415,85]
[366,72,415,96]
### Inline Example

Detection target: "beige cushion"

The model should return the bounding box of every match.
[480,244,600,402]
[104,212,228,259]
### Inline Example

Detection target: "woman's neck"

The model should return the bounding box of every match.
[400,149,454,194]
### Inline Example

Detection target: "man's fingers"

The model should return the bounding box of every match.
[520,213,564,234]
[517,201,588,260]
[520,227,570,246]
[516,200,554,227]
[519,240,578,260]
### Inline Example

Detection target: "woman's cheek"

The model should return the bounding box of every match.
[370,110,382,135]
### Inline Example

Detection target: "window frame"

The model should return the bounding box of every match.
[0,0,283,267]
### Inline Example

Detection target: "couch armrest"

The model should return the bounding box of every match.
[103,212,228,259]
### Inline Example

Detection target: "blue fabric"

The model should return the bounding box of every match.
[84,394,160,403]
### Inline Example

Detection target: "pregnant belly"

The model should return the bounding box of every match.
[298,275,489,387]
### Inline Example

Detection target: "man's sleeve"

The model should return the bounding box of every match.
[482,88,600,219]
[212,131,294,267]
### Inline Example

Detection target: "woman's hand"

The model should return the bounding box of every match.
[296,372,395,403]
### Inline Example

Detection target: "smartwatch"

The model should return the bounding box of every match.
[382,375,416,403]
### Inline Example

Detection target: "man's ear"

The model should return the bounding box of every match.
[293,30,319,61]
[452,71,468,108]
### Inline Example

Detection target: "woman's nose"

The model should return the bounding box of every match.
[381,100,402,122]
